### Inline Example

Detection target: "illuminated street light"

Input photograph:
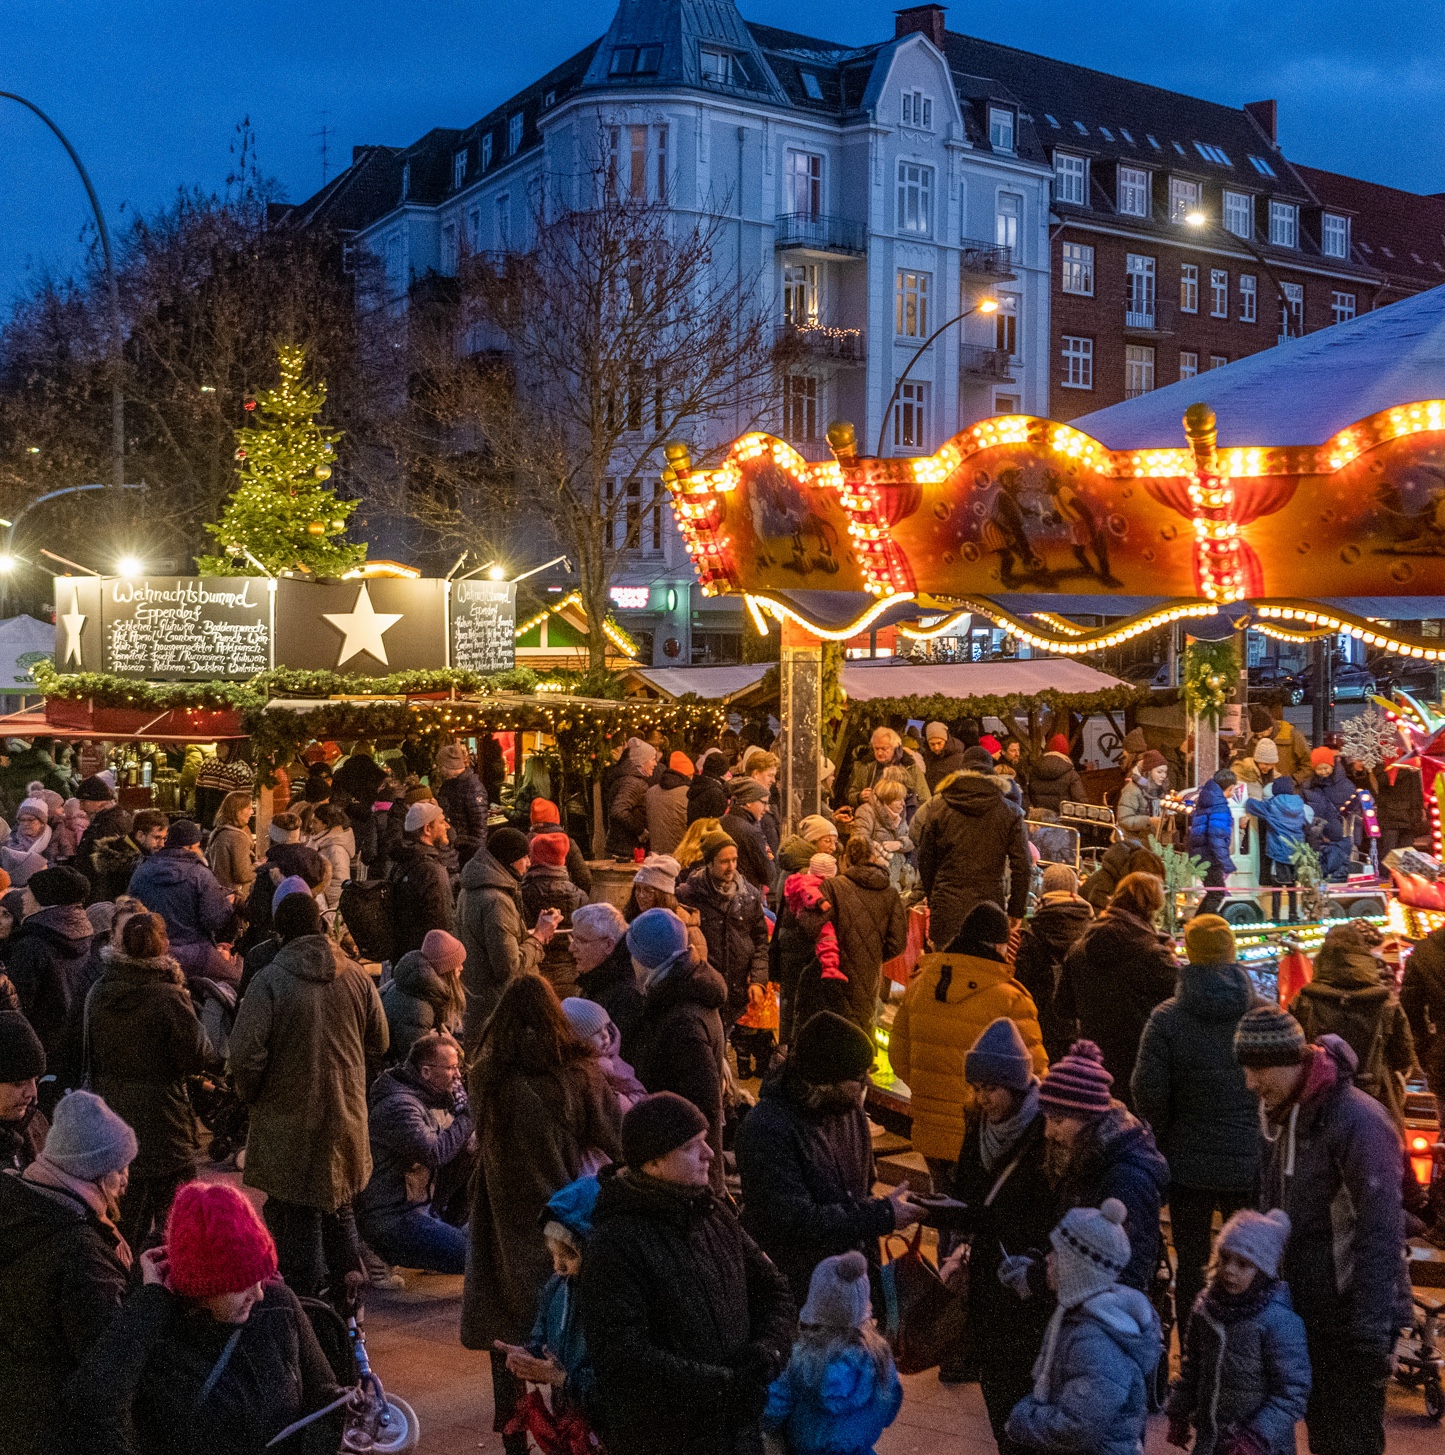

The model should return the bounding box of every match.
[1184,209,1299,339]
[116,555,144,577]
[487,564,507,581]
[0,555,16,572]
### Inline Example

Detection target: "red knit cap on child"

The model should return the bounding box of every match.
[529,798,561,825]
[529,832,571,868]
[1037,1038,1115,1117]
[165,1181,278,1299]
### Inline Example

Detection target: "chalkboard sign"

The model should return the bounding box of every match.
[450,580,517,672]
[101,577,271,680]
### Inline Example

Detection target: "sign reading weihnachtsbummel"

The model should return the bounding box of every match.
[449,580,517,673]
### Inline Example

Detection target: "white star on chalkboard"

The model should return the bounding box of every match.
[323,584,403,666]
[60,585,86,666]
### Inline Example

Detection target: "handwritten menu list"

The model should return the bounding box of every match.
[103,578,271,680]
[450,580,517,672]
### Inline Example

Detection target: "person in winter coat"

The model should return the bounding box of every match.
[68,1180,346,1455]
[579,1093,796,1455]
[87,912,219,1250]
[307,803,354,910]
[229,892,389,1299]
[0,1009,46,1172]
[688,751,731,824]
[778,814,839,876]
[676,831,770,1026]
[563,997,648,1111]
[763,1251,903,1455]
[627,908,730,1193]
[522,831,589,997]
[433,740,489,867]
[1036,1040,1170,1293]
[1014,865,1094,1063]
[1300,751,1352,880]
[889,900,1048,1179]
[1244,776,1311,890]
[128,821,238,986]
[1402,919,1445,1101]
[1131,915,1261,1330]
[332,737,386,817]
[0,1089,136,1455]
[1372,760,1425,856]
[720,778,777,895]
[1165,1208,1311,1455]
[774,862,842,1046]
[572,902,645,1060]
[1057,871,1177,1106]
[7,865,93,1105]
[850,779,913,859]
[1004,1199,1160,1455]
[1190,770,1239,915]
[356,1030,473,1273]
[7,794,51,860]
[1027,736,1087,816]
[1116,749,1170,836]
[380,928,467,1062]
[921,722,967,793]
[1234,1008,1409,1455]
[846,727,931,809]
[1253,704,1312,784]
[1289,921,1417,1129]
[456,825,555,1050]
[736,1012,917,1304]
[644,752,693,858]
[460,974,620,1455]
[1079,840,1162,914]
[204,791,255,895]
[605,738,656,859]
[915,746,1031,950]
[72,804,139,903]
[386,800,456,957]
[528,797,593,894]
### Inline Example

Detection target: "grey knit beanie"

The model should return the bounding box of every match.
[43,1090,137,1180]
[800,1250,873,1329]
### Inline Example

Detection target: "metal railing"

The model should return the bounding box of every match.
[959,239,1015,277]
[773,322,866,363]
[774,212,867,255]
[1123,300,1175,334]
[960,343,1016,379]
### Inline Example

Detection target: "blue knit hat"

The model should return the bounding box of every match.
[964,1017,1034,1092]
[272,874,312,913]
[627,908,691,988]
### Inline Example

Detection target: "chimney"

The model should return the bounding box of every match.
[895,4,947,49]
[1244,99,1277,147]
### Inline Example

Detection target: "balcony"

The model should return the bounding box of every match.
[960,344,1016,380]
[774,212,867,258]
[1123,300,1175,338]
[959,239,1016,280]
[773,322,865,365]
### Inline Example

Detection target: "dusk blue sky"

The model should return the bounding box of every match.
[1,0,1439,305]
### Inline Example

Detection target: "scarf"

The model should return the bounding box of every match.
[8,823,50,858]
[23,1154,133,1270]
[1202,1272,1276,1326]
[979,1082,1040,1172]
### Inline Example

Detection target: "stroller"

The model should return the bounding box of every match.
[188,976,249,1163]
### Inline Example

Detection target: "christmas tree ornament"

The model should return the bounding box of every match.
[244,398,257,412]
[308,521,325,535]
[234,448,247,460]
[315,464,332,481]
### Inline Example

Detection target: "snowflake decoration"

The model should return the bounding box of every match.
[1340,705,1402,769]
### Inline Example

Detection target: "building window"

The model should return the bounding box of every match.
[441,222,458,273]
[1209,354,1228,370]
[495,194,511,250]
[1125,344,1155,397]
[1332,290,1357,324]
[699,47,730,82]
[786,150,823,218]
[608,480,664,555]
[896,269,931,336]
[801,70,823,101]
[1248,154,1277,177]
[897,163,934,235]
[782,375,820,443]
[1239,273,1257,323]
[995,294,1018,355]
[508,112,524,156]
[1060,241,1094,296]
[1180,263,1199,314]
[607,125,669,201]
[400,162,411,200]
[1269,200,1298,247]
[1054,153,1087,206]
[467,208,480,249]
[783,263,819,325]
[481,134,494,170]
[989,106,1015,151]
[610,44,661,75]
[1223,190,1252,239]
[995,193,1021,253]
[1125,253,1156,326]
[655,126,669,202]
[629,126,648,198]
[1279,281,1303,340]
[1117,166,1149,217]
[893,380,929,450]
[1210,268,1228,318]
[452,149,468,191]
[1061,336,1094,389]
[994,393,1020,414]
[1322,213,1350,258]
[901,90,933,129]
[1179,350,1198,379]
[1168,176,1200,222]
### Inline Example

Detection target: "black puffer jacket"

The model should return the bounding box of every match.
[914,771,1031,947]
[921,736,966,793]
[676,866,770,1023]
[1013,897,1094,1062]
[73,807,140,905]
[1027,751,1087,815]
[687,765,730,823]
[1402,925,1445,1097]
[242,844,326,949]
[436,769,489,866]
[579,1164,795,1455]
[734,1069,893,1303]
[386,840,456,957]
[7,904,94,1090]
[577,937,645,1062]
[718,810,775,894]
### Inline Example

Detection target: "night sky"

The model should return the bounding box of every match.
[1,0,1439,305]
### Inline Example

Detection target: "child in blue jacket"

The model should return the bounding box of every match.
[1189,770,1238,915]
[1244,776,1312,918]
[764,1251,902,1455]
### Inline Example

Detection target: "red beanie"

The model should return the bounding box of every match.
[529,798,561,825]
[668,751,695,778]
[165,1182,277,1298]
[979,735,1002,756]
[1047,734,1070,755]
[529,831,570,867]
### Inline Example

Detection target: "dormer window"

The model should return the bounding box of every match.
[989,107,1015,151]
[508,112,524,156]
[400,162,411,200]
[610,45,661,76]
[453,149,468,191]
[800,70,823,101]
[699,46,758,88]
[902,90,934,129]
[1117,166,1149,218]
[1269,199,1298,248]
[1054,152,1087,206]
[1322,213,1350,259]
[481,134,493,170]
[1168,176,1200,222]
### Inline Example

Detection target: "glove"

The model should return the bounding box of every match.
[997,1252,1036,1299]
[1166,1412,1192,1449]
[451,1087,470,1116]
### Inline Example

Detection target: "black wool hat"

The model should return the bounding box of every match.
[76,775,114,803]
[621,1091,709,1169]
[792,1011,875,1084]
[954,900,1012,949]
[28,866,89,908]
[0,1011,44,1083]
[487,827,532,868]
[166,819,203,849]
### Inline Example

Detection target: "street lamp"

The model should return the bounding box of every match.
[876,297,999,457]
[116,555,144,578]
[1184,209,1299,341]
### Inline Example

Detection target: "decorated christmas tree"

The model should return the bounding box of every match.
[197,343,366,577]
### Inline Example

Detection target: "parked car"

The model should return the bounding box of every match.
[1370,654,1441,701]
[1299,660,1377,703]
[1247,664,1305,705]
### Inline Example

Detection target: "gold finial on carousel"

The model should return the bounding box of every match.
[661,440,692,487]
[826,419,857,465]
[1182,402,1218,475]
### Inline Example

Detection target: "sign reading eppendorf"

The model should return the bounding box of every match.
[100,577,271,680]
[450,580,517,672]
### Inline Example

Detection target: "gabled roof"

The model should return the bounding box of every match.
[1294,164,1445,293]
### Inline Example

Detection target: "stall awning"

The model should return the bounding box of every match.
[840,658,1127,701]
[623,666,770,702]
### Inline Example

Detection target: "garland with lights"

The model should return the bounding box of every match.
[1182,639,1239,728]
[839,683,1146,733]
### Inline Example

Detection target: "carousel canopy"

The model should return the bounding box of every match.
[1075,283,1445,448]
[840,657,1128,702]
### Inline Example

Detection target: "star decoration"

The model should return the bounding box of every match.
[323,584,403,667]
[60,585,86,667]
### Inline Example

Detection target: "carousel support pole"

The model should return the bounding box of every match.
[1310,639,1327,747]
[779,616,823,838]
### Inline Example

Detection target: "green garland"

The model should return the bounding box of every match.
[1182,640,1239,728]
[841,684,1147,727]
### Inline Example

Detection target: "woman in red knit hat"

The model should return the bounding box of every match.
[69,1181,347,1454]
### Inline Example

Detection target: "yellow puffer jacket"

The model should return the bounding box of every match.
[888,951,1048,1161]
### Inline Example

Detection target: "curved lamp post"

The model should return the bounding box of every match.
[876,297,999,457]
[1184,208,1298,341]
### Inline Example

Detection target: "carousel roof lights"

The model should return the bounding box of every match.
[751,591,916,642]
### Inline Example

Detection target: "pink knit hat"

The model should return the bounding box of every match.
[421,929,465,972]
[166,1182,277,1298]
[1037,1039,1114,1117]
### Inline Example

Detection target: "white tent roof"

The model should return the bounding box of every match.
[0,616,53,692]
[1074,283,1445,448]
[628,664,770,701]
[841,657,1125,701]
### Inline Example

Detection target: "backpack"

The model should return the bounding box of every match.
[338,877,393,962]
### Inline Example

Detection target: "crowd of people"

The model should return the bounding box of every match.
[0,711,1433,1455]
